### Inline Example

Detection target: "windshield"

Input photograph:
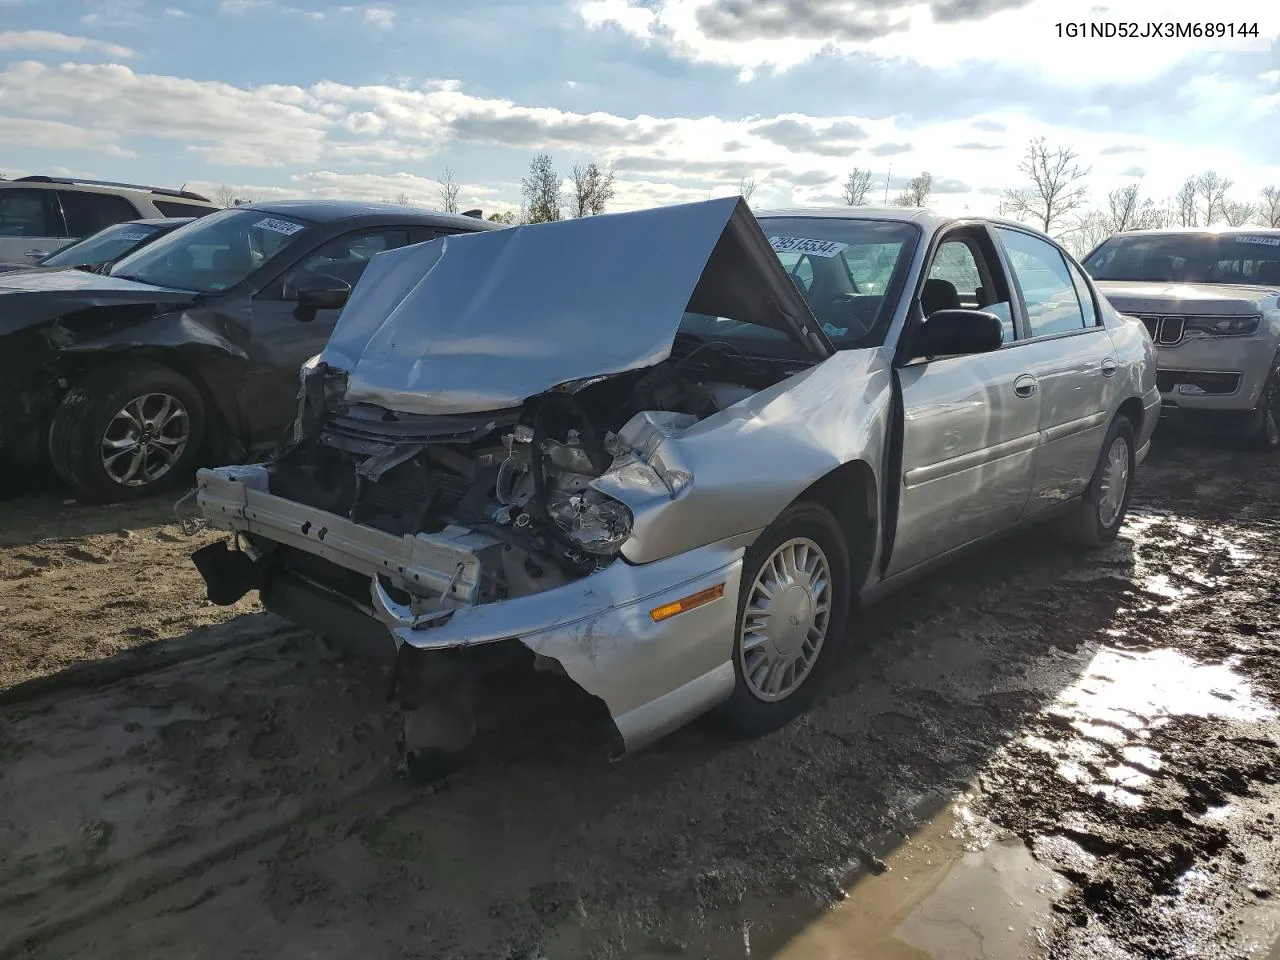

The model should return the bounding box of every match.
[110,207,313,293]
[677,216,919,357]
[40,221,168,268]
[1084,232,1280,286]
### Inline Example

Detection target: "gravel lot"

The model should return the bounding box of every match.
[2,434,1278,960]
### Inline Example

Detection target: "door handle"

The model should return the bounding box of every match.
[1014,375,1037,398]
[25,249,49,258]
[1101,357,1118,377]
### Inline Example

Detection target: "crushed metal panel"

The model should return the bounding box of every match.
[319,196,831,417]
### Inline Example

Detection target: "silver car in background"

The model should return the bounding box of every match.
[1083,227,1280,449]
[189,198,1159,779]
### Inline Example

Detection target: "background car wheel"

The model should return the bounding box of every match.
[1055,415,1137,548]
[1248,367,1280,452]
[48,360,207,503]
[715,501,852,739]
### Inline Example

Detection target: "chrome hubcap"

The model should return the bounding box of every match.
[101,392,190,487]
[1097,436,1130,529]
[740,537,832,702]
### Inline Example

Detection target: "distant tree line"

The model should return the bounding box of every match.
[199,136,1279,251]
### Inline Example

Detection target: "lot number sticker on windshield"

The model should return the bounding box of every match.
[112,231,152,242]
[254,217,306,237]
[1235,235,1280,247]
[769,236,849,258]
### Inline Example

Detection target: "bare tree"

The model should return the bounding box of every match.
[393,191,411,206]
[1258,186,1280,228]
[893,171,933,207]
[521,153,563,223]
[487,210,519,225]
[1000,138,1091,235]
[737,176,758,204]
[1195,171,1233,225]
[841,167,873,206]
[570,161,617,217]
[438,167,460,214]
[212,184,239,208]
[1175,176,1199,226]
[1222,200,1256,227]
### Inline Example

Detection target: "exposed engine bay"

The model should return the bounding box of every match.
[255,335,798,610]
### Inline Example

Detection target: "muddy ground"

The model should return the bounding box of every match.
[1,435,1279,960]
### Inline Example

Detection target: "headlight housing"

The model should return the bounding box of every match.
[1184,315,1261,336]
[547,488,633,555]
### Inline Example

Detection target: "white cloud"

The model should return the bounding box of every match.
[2,58,1276,219]
[0,30,135,58]
[219,0,269,12]
[163,6,192,16]
[363,6,395,28]
[581,0,1278,85]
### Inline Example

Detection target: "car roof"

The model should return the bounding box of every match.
[236,199,504,230]
[1108,225,1280,238]
[122,217,195,227]
[755,205,1047,237]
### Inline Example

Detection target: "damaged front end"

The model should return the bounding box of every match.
[190,196,832,775]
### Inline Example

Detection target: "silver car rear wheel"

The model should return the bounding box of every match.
[739,536,832,703]
[1096,435,1131,530]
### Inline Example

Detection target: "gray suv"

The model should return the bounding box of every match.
[1084,228,1280,449]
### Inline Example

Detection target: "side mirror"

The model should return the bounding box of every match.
[913,309,1004,359]
[294,274,351,319]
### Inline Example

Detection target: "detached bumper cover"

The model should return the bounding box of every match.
[194,464,744,752]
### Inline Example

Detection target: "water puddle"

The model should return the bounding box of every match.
[594,798,1066,960]
[759,806,1066,960]
[1023,646,1275,810]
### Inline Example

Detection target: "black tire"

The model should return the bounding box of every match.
[1055,415,1137,548]
[715,501,853,738]
[48,360,208,503]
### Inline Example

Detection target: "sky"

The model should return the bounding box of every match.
[0,0,1277,223]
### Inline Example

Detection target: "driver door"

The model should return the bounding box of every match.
[246,226,415,446]
[886,226,1041,576]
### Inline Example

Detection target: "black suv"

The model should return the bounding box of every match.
[0,200,501,500]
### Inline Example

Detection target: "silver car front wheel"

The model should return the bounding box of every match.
[717,501,852,738]
[740,537,832,703]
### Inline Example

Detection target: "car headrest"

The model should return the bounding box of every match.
[921,278,961,316]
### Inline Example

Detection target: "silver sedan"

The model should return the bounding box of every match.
[190,198,1160,779]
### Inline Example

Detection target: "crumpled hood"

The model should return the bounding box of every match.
[1096,280,1279,316]
[0,268,197,337]
[320,196,833,417]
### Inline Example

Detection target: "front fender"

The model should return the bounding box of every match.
[596,349,894,565]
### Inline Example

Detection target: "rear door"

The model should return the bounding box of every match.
[0,189,67,265]
[992,227,1117,516]
[245,225,418,445]
[887,226,1041,576]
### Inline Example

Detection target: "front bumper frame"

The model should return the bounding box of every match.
[195,464,745,752]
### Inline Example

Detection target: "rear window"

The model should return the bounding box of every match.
[153,200,218,218]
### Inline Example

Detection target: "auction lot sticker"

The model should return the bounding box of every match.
[1235,235,1280,247]
[769,236,849,258]
[254,217,306,237]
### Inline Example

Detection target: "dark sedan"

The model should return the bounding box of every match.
[0,200,501,501]
[0,217,194,276]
